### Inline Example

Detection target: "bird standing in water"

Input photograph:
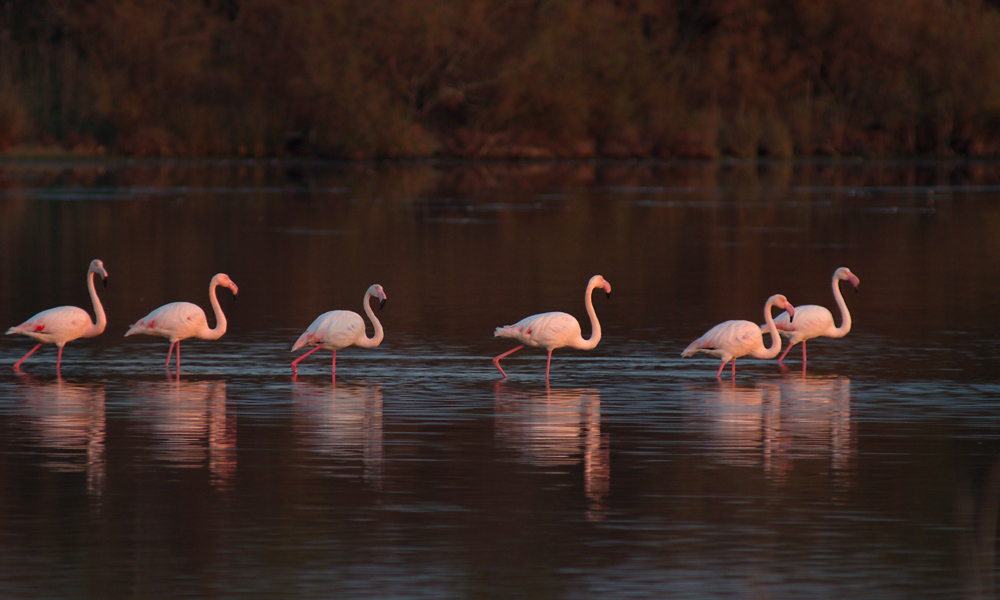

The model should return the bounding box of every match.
[493,275,611,380]
[682,294,795,378]
[291,284,387,375]
[6,259,109,372]
[125,273,239,370]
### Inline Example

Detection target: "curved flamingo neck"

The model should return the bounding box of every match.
[86,268,106,338]
[355,290,384,348]
[575,280,603,350]
[758,298,783,359]
[203,279,228,340]
[830,276,852,338]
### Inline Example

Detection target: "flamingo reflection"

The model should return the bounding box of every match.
[10,375,106,499]
[292,378,384,487]
[494,383,609,520]
[691,375,854,485]
[130,375,235,489]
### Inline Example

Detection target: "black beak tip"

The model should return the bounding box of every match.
[379,299,387,310]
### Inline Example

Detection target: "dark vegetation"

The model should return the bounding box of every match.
[3,0,1000,158]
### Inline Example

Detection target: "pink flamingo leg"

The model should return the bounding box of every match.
[801,340,807,364]
[778,342,793,363]
[165,341,175,369]
[732,358,737,378]
[331,349,337,377]
[715,359,728,379]
[545,349,554,380]
[13,343,43,370]
[176,341,181,371]
[493,345,524,378]
[291,345,322,374]
[56,346,65,372]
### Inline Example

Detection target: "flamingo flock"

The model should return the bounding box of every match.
[5,260,860,379]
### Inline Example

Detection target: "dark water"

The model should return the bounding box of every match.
[2,158,1000,598]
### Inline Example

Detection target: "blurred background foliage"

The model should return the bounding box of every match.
[2,0,1000,158]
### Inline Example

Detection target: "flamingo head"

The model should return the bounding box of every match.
[370,284,387,309]
[836,267,860,292]
[89,259,109,287]
[590,275,612,298]
[772,294,795,322]
[213,273,239,297]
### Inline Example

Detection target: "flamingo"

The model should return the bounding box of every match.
[493,275,611,379]
[291,284,387,375]
[125,273,239,369]
[767,267,860,363]
[682,294,795,378]
[6,259,109,372]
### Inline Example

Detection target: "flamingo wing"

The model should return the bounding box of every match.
[770,304,834,342]
[292,310,365,351]
[126,302,208,341]
[683,320,761,360]
[494,311,581,349]
[7,306,93,345]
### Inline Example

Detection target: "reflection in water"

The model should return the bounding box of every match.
[494,384,609,520]
[292,378,384,487]
[692,375,854,485]
[131,376,235,490]
[957,458,1000,599]
[10,376,106,499]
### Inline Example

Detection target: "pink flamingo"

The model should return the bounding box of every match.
[682,294,795,378]
[291,284,387,375]
[768,267,860,363]
[6,259,109,372]
[125,273,239,369]
[493,275,611,379]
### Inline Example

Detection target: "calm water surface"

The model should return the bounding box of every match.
[1,159,999,598]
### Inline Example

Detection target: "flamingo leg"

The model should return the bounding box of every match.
[493,345,524,378]
[545,349,554,380]
[778,342,794,363]
[331,350,337,377]
[56,346,65,372]
[801,340,807,364]
[176,341,181,371]
[165,341,175,369]
[291,345,322,374]
[13,343,43,370]
[716,359,728,379]
[732,358,736,378]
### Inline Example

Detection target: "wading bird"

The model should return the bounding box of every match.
[682,294,795,378]
[767,267,860,364]
[291,284,387,375]
[125,273,238,370]
[493,275,611,380]
[6,259,109,372]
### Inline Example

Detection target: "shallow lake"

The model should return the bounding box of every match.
[1,158,999,598]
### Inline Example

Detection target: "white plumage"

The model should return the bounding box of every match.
[682,294,795,378]
[493,275,611,379]
[6,259,109,372]
[767,267,860,363]
[291,284,387,375]
[125,273,238,370]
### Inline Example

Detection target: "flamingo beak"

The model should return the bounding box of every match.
[604,282,612,299]
[103,274,108,288]
[378,290,387,310]
[379,298,386,310]
[786,303,795,323]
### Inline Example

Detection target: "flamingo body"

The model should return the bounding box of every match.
[766,267,860,363]
[125,273,238,369]
[291,284,386,375]
[493,275,611,379]
[126,302,213,342]
[682,294,794,378]
[6,259,108,371]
